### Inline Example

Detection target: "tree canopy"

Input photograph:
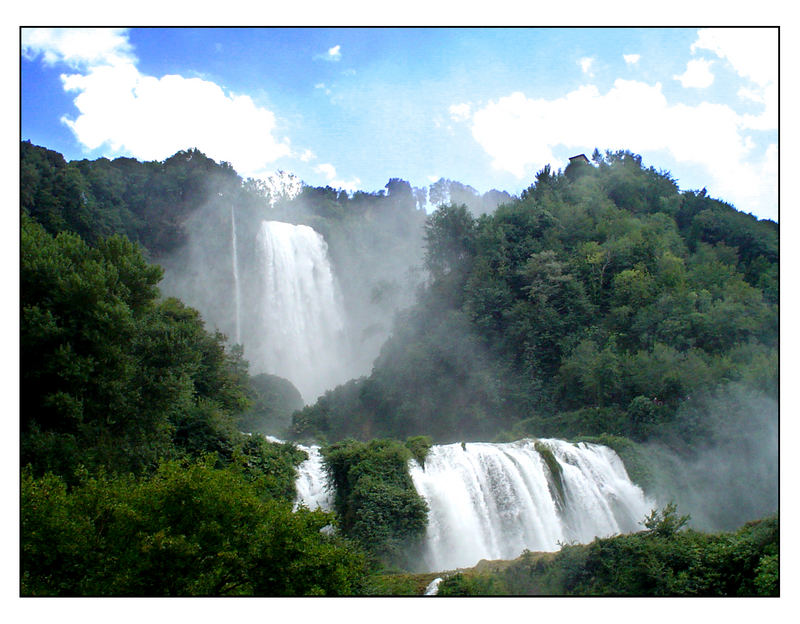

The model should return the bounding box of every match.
[291,150,778,449]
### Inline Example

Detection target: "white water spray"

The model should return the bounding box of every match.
[424,577,443,595]
[252,221,347,403]
[409,439,653,571]
[294,444,334,512]
[231,206,241,344]
[293,437,653,572]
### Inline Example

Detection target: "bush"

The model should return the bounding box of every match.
[496,512,779,596]
[21,458,368,596]
[322,438,429,568]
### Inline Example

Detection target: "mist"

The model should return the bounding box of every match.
[158,176,428,404]
[155,160,777,535]
[643,384,778,531]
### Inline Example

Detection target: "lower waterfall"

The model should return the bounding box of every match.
[409,439,653,571]
[293,437,654,572]
[293,444,334,512]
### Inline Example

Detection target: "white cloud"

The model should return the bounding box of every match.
[691,28,776,87]
[737,87,763,104]
[448,103,472,122]
[579,57,594,74]
[298,148,316,162]
[623,54,640,65]
[314,163,360,192]
[21,28,134,68]
[27,29,293,178]
[674,59,715,88]
[314,163,337,179]
[59,65,292,176]
[315,45,342,62]
[691,28,777,132]
[462,79,776,219]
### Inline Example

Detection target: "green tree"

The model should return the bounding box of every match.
[21,459,368,596]
[21,217,250,477]
[423,203,476,280]
[322,439,429,567]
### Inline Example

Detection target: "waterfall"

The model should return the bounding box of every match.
[294,444,334,512]
[252,221,347,403]
[424,577,443,595]
[409,439,654,571]
[231,206,241,344]
[292,437,654,572]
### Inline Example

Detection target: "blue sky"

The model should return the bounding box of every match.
[21,26,778,220]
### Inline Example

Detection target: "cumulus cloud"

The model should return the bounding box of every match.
[463,79,776,219]
[314,162,360,192]
[26,28,292,178]
[623,54,640,65]
[22,27,134,68]
[674,59,715,88]
[579,57,594,75]
[691,28,777,131]
[691,28,776,87]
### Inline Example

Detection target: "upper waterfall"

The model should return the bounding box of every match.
[250,221,347,403]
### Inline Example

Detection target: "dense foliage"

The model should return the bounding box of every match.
[321,438,430,567]
[437,510,779,597]
[20,142,778,595]
[21,215,253,478]
[20,185,369,595]
[21,140,243,256]
[21,458,367,596]
[236,373,304,436]
[291,150,778,449]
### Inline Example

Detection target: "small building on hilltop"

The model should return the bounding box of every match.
[569,154,590,165]
[565,153,591,180]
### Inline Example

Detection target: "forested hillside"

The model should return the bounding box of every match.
[19,141,778,596]
[290,150,778,453]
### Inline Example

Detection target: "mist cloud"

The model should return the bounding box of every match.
[645,386,778,532]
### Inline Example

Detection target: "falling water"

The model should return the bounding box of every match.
[231,206,241,344]
[252,221,347,403]
[292,437,654,572]
[294,444,334,512]
[424,577,443,595]
[409,439,654,571]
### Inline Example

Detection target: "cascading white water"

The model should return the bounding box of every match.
[423,577,443,595]
[231,206,241,344]
[292,437,654,572]
[409,439,654,571]
[253,221,347,403]
[294,444,334,512]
